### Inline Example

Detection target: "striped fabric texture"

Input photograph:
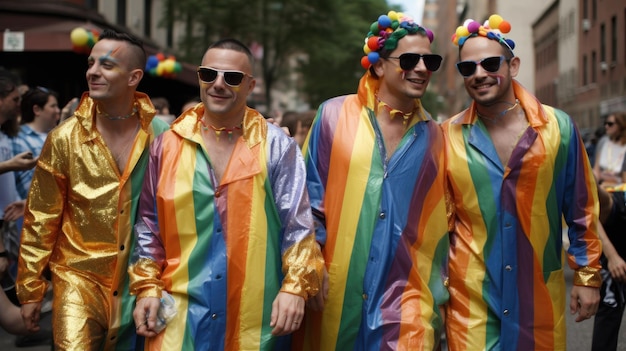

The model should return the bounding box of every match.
[295,72,450,351]
[442,81,602,351]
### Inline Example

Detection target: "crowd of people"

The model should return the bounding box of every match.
[0,9,623,351]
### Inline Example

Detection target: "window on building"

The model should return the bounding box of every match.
[592,0,597,22]
[117,0,127,26]
[583,0,588,19]
[166,0,174,48]
[600,23,606,63]
[592,51,596,83]
[583,55,588,86]
[611,16,617,63]
[85,0,98,10]
[144,0,152,37]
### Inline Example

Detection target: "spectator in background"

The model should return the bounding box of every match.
[151,96,175,125]
[180,96,201,114]
[585,125,606,169]
[281,110,315,148]
[151,97,170,115]
[594,112,626,187]
[0,69,25,287]
[12,86,61,200]
[592,184,626,351]
[0,288,28,335]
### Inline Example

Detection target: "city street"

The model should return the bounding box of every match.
[1,265,624,350]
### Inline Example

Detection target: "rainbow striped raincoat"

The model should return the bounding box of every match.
[295,72,450,350]
[442,81,602,351]
[129,106,324,350]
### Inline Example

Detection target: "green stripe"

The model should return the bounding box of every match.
[544,107,569,276]
[464,122,500,342]
[261,179,281,349]
[182,147,214,349]
[335,145,383,349]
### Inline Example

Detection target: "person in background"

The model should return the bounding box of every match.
[296,10,449,350]
[0,69,27,290]
[586,126,606,169]
[280,110,315,148]
[443,14,602,351]
[151,97,175,125]
[592,184,626,351]
[12,86,61,200]
[594,112,626,187]
[0,288,28,335]
[130,38,324,350]
[180,96,201,114]
[16,29,169,350]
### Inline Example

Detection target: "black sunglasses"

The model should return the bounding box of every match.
[605,121,615,127]
[386,53,443,72]
[456,56,509,77]
[197,67,252,87]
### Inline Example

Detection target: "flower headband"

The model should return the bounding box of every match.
[360,11,434,70]
[451,14,516,53]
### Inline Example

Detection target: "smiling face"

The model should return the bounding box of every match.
[199,48,255,123]
[86,39,143,104]
[459,36,519,107]
[374,34,434,104]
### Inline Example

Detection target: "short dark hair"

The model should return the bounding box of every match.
[0,68,19,99]
[281,110,315,136]
[208,38,255,68]
[99,29,147,69]
[20,87,59,124]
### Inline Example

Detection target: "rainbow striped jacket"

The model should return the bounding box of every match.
[295,72,450,351]
[129,106,323,351]
[442,81,602,351]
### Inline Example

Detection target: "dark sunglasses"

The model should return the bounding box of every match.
[456,56,509,77]
[197,67,252,87]
[386,53,443,72]
[605,121,615,127]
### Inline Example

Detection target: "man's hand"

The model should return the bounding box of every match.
[133,296,161,337]
[4,199,26,221]
[570,285,600,322]
[270,292,305,336]
[306,265,329,311]
[21,302,42,332]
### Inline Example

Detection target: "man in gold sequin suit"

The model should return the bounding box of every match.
[16,30,169,350]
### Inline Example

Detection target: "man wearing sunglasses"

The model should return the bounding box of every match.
[129,38,324,350]
[294,11,449,350]
[443,14,602,351]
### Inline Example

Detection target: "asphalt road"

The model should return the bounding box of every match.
[1,265,624,350]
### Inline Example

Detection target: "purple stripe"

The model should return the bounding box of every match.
[316,97,345,189]
[502,130,536,350]
[380,126,440,345]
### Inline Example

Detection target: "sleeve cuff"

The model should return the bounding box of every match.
[573,266,602,288]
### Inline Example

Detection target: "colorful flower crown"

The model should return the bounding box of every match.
[360,11,434,70]
[451,14,516,53]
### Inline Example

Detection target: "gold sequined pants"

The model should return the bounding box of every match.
[51,270,111,350]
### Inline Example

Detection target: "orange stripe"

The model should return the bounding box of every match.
[323,106,361,265]
[223,144,259,350]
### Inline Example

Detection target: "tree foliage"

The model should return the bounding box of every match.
[165,0,409,113]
